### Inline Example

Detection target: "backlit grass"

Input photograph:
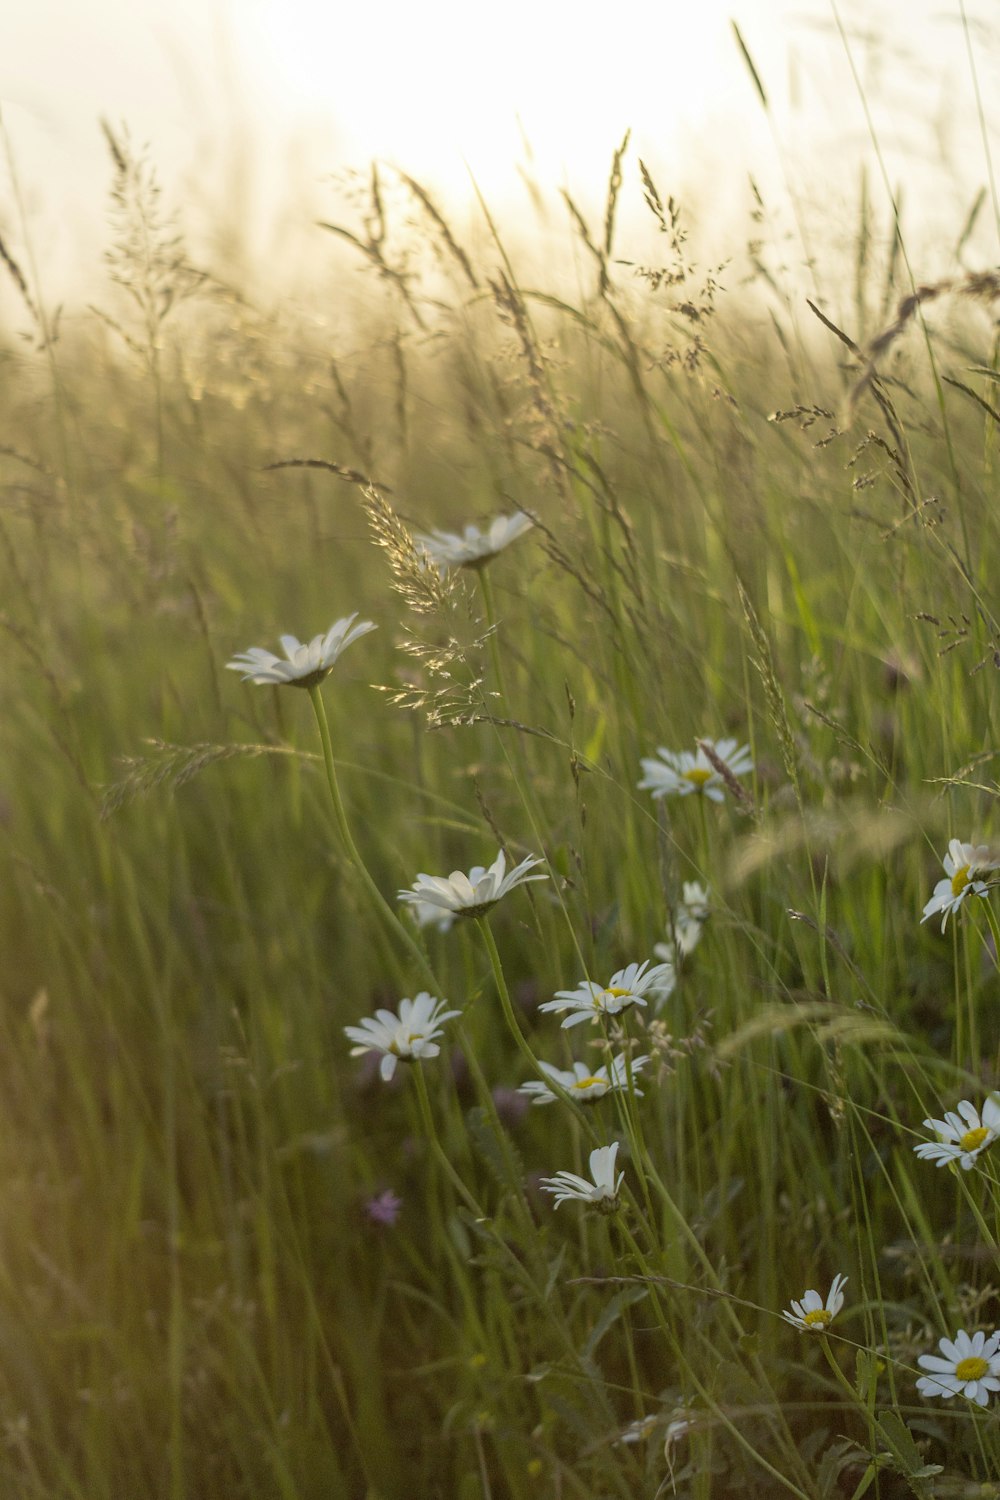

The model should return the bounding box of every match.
[2,115,1000,1498]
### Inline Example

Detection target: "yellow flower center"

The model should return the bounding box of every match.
[803,1309,832,1329]
[683,767,713,787]
[951,863,972,897]
[960,1126,989,1153]
[605,987,632,1000]
[956,1356,990,1382]
[572,1076,605,1090]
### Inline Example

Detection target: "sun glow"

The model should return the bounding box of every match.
[246,0,765,205]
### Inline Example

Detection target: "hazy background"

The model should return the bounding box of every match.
[2,0,999,306]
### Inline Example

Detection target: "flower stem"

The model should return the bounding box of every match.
[476,915,594,1131]
[980,895,1000,973]
[817,1335,891,1470]
[412,1063,481,1216]
[308,685,439,992]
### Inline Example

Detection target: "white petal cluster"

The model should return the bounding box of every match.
[398,849,547,920]
[656,882,710,967]
[638,738,753,802]
[616,1405,695,1449]
[226,614,377,688]
[517,1053,650,1105]
[913,1095,1000,1171]
[538,960,674,1028]
[414,512,534,570]
[917,1329,1000,1406]
[401,896,456,935]
[675,882,710,954]
[781,1273,848,1333]
[921,838,998,932]
[539,1142,624,1209]
[343,993,460,1082]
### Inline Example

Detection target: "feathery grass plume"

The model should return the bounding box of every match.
[318,163,427,330]
[561,130,631,302]
[361,485,457,615]
[694,739,757,815]
[263,457,395,494]
[736,576,800,806]
[601,130,630,293]
[768,404,843,449]
[101,740,307,819]
[487,269,563,461]
[395,169,479,290]
[380,624,496,728]
[0,106,65,356]
[621,171,722,372]
[848,269,1000,414]
[362,486,492,725]
[95,120,205,364]
[803,293,918,506]
[0,230,38,328]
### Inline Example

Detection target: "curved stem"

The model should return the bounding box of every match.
[308,685,439,993]
[412,1063,481,1215]
[477,915,595,1136]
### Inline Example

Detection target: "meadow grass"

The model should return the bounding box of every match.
[2,120,1000,1499]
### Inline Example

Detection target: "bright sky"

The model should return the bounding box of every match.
[1,0,998,303]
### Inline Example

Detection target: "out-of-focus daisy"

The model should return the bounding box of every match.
[617,1405,695,1449]
[414,512,534,571]
[616,1413,661,1446]
[917,1328,1000,1406]
[656,882,711,966]
[517,1053,650,1105]
[402,896,455,935]
[781,1273,848,1333]
[540,1141,624,1210]
[399,849,547,921]
[638,738,753,802]
[913,1095,1000,1171]
[921,838,999,932]
[538,960,673,1029]
[664,1408,696,1451]
[226,614,377,688]
[344,992,460,1081]
[675,881,710,953]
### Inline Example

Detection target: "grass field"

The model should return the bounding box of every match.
[2,105,1000,1499]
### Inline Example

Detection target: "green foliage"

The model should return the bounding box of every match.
[4,114,1000,1498]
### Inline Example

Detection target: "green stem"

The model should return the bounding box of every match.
[412,1063,481,1215]
[477,915,595,1133]
[979,894,1000,974]
[615,1219,816,1500]
[308,685,439,993]
[476,571,588,976]
[817,1335,901,1482]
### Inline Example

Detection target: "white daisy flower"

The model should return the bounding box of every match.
[913,1095,1000,1171]
[638,738,753,802]
[921,839,999,932]
[917,1328,1000,1406]
[538,960,674,1029]
[344,992,460,1082]
[226,614,377,689]
[517,1053,650,1105]
[414,512,534,571]
[539,1141,624,1210]
[781,1273,848,1333]
[398,849,547,921]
